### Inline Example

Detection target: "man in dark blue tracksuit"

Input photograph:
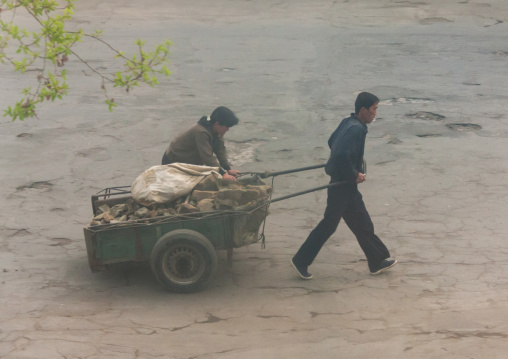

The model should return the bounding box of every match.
[291,92,397,279]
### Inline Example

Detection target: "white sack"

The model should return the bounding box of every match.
[131,163,220,205]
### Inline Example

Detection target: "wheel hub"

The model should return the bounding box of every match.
[162,244,205,284]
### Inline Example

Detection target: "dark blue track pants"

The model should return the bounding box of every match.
[292,183,390,272]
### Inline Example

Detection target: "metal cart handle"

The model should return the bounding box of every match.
[258,163,326,178]
[268,180,347,204]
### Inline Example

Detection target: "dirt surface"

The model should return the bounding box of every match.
[1,1,508,358]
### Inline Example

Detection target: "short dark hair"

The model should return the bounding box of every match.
[211,106,239,127]
[355,92,379,114]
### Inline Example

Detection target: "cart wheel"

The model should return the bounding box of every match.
[150,229,218,293]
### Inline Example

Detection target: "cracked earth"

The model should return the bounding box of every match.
[1,1,508,358]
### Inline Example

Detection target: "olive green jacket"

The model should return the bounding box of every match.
[164,123,231,171]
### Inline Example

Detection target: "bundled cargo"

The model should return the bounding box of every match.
[90,172,272,227]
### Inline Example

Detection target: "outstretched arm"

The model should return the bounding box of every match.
[195,132,220,167]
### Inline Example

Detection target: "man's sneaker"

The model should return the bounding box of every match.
[291,259,313,280]
[370,259,398,275]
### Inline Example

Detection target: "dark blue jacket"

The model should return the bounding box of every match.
[325,114,367,183]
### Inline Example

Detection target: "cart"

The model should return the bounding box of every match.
[83,164,346,292]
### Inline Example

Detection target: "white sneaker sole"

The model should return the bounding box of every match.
[290,260,313,280]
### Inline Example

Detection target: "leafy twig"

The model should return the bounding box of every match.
[0,0,171,121]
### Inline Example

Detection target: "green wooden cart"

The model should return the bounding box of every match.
[84,185,268,293]
[83,165,345,293]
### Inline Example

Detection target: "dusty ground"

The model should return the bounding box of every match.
[1,1,508,358]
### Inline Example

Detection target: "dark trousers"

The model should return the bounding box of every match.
[293,183,390,272]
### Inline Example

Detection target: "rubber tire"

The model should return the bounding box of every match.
[150,229,218,293]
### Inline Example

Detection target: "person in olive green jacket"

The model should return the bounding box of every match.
[161,106,240,181]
